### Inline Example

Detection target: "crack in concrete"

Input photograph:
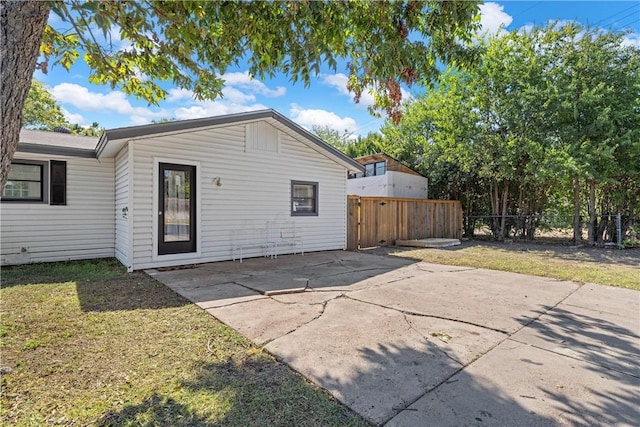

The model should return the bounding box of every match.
[307,274,415,293]
[402,313,464,367]
[261,294,346,346]
[506,337,640,380]
[506,282,585,337]
[384,281,588,425]
[199,296,268,310]
[345,295,510,335]
[415,265,477,273]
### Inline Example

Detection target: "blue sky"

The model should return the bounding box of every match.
[35,1,640,136]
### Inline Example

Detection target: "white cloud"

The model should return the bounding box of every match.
[289,103,358,134]
[60,107,84,126]
[221,71,286,97]
[51,83,167,125]
[622,32,640,48]
[174,101,267,121]
[221,86,256,104]
[166,88,195,103]
[320,73,412,109]
[320,73,375,108]
[165,71,284,119]
[478,2,513,38]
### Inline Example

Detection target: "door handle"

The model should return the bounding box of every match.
[159,211,163,216]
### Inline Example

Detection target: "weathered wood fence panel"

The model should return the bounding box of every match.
[346,196,462,250]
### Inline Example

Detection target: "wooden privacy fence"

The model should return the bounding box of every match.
[347,196,463,250]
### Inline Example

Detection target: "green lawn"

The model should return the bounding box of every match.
[0,259,369,426]
[386,243,640,290]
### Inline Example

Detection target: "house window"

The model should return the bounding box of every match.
[1,161,48,202]
[355,161,386,178]
[291,181,318,216]
[50,160,67,205]
[364,163,375,177]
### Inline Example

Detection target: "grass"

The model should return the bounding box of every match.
[0,259,369,426]
[387,243,640,290]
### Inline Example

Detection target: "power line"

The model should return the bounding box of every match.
[511,1,543,20]
[609,10,640,28]
[618,17,640,29]
[595,3,639,27]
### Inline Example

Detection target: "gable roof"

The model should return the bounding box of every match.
[17,129,98,158]
[97,109,363,172]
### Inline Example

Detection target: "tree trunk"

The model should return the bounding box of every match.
[490,180,500,236]
[500,180,509,239]
[572,177,581,245]
[0,1,50,192]
[587,177,596,245]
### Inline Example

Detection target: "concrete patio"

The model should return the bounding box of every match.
[147,250,640,426]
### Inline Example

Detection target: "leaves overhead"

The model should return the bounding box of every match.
[42,0,481,123]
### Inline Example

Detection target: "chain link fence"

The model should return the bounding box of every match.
[464,213,638,248]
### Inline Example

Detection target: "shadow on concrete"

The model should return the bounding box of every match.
[512,305,640,426]
[315,342,557,426]
[151,251,418,306]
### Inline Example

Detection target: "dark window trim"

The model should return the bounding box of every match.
[1,160,49,203]
[50,160,67,205]
[349,160,387,179]
[291,180,319,217]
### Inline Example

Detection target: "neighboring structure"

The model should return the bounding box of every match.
[1,110,362,270]
[347,153,428,199]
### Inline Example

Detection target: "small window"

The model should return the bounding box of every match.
[291,181,318,216]
[50,161,67,205]
[1,161,47,202]
[363,161,386,177]
[364,163,375,177]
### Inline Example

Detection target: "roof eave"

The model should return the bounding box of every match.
[17,143,97,159]
[99,109,364,172]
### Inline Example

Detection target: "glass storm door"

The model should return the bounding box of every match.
[158,163,196,255]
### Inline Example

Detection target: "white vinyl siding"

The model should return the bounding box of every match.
[114,145,130,268]
[128,119,347,270]
[1,153,115,265]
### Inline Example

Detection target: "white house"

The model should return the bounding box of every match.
[347,153,428,199]
[1,110,363,271]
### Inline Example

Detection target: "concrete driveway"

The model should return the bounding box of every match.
[148,251,640,426]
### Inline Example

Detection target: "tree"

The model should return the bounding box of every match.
[22,79,70,130]
[70,122,103,137]
[1,0,482,192]
[312,125,353,153]
[378,23,639,242]
[539,24,640,244]
[313,125,383,158]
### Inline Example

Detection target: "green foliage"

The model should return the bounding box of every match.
[379,23,640,241]
[22,79,69,130]
[312,125,352,151]
[42,1,481,122]
[312,125,384,158]
[70,122,103,136]
[22,79,103,136]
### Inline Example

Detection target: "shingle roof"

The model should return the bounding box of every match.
[18,129,98,158]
